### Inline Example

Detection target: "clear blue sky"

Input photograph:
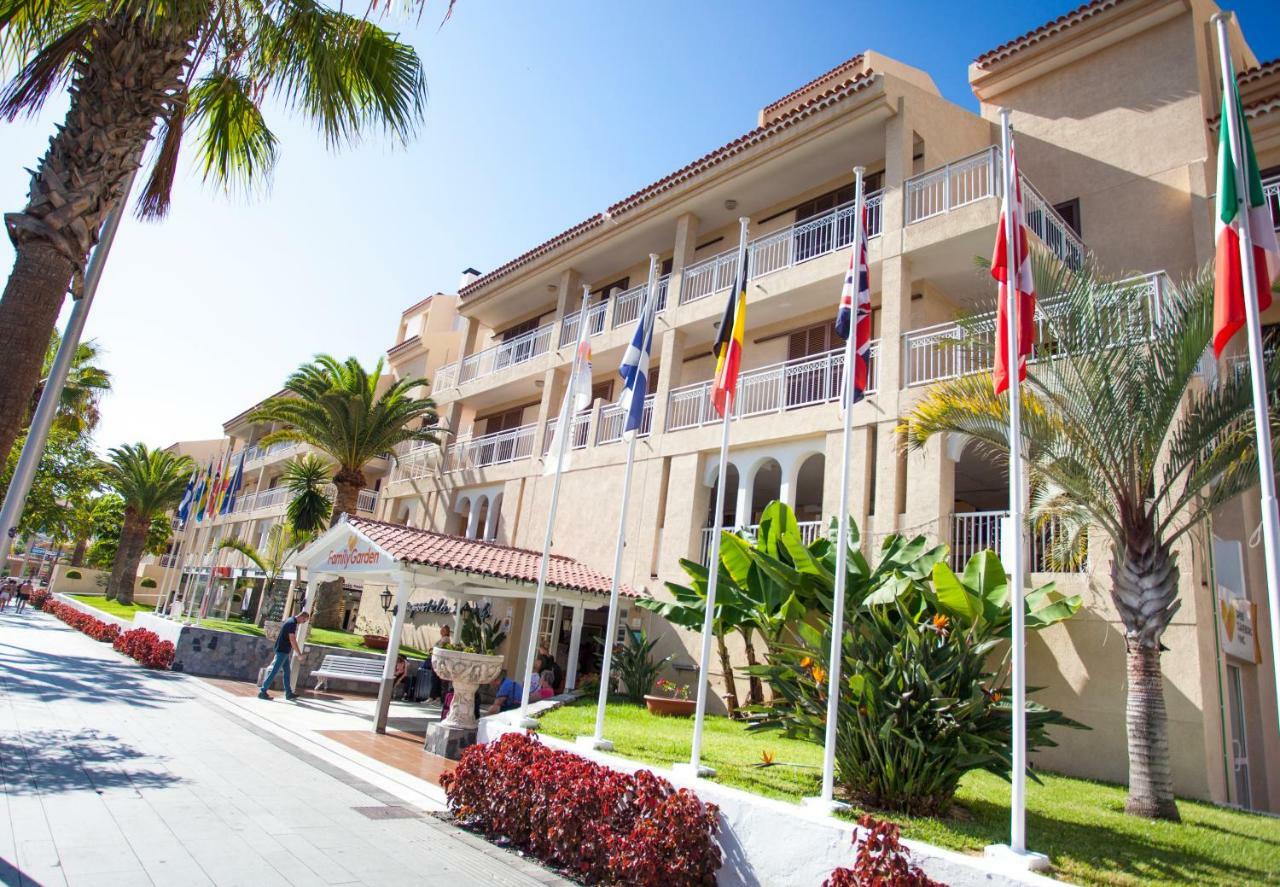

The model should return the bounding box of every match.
[1,0,1277,451]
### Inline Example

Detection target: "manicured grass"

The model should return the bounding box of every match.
[68,596,428,658]
[536,699,1280,887]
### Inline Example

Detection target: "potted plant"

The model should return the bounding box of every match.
[645,678,696,717]
[354,617,390,650]
[432,605,507,731]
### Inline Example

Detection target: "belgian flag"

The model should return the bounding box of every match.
[711,251,748,417]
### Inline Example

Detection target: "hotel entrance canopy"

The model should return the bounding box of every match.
[290,515,637,731]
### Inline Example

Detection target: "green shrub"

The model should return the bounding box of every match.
[612,629,668,703]
[745,521,1085,816]
[459,603,507,655]
[139,577,158,589]
[65,569,82,580]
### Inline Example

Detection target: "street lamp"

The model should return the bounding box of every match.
[292,584,306,612]
[379,586,397,616]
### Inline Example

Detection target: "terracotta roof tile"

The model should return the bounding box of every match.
[1239,58,1280,87]
[348,517,638,598]
[974,0,1124,69]
[760,54,865,120]
[458,69,881,299]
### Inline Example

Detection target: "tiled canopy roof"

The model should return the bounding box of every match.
[974,0,1125,69]
[457,68,880,299]
[348,517,638,599]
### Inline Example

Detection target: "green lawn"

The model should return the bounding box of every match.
[68,596,428,658]
[536,699,1280,887]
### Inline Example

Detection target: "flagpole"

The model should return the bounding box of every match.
[155,517,183,613]
[678,217,750,780]
[516,285,593,728]
[1213,12,1280,729]
[807,168,865,812]
[583,254,660,752]
[1000,108,1031,860]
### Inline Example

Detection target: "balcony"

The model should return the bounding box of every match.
[679,190,885,307]
[437,321,557,390]
[611,276,670,328]
[559,300,608,347]
[700,521,823,564]
[904,146,1084,268]
[596,395,655,444]
[542,412,590,454]
[1266,175,1279,230]
[902,272,1167,387]
[666,343,880,432]
[950,511,1084,573]
[356,488,378,513]
[447,423,536,472]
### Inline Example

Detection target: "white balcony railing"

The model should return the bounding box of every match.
[611,276,671,329]
[241,444,264,467]
[542,412,591,455]
[666,342,880,432]
[356,488,378,513]
[950,511,1084,573]
[902,272,1167,387]
[904,147,1084,267]
[252,487,290,512]
[1264,175,1279,230]
[700,521,823,564]
[559,300,609,347]
[595,395,655,444]
[448,423,536,472]
[457,322,556,385]
[434,361,459,390]
[679,190,884,307]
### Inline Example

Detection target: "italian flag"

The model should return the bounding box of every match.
[1213,82,1279,358]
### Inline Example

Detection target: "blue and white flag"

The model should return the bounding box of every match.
[176,470,197,525]
[618,273,661,437]
[219,452,246,516]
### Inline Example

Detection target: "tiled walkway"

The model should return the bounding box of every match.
[0,611,567,886]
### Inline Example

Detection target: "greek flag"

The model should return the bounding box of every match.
[618,275,661,436]
[176,470,197,525]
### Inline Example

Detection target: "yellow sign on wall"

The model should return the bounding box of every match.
[1218,588,1262,664]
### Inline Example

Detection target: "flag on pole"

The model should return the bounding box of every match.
[835,207,872,404]
[177,470,197,525]
[711,252,749,417]
[207,455,227,517]
[991,141,1037,395]
[1212,79,1280,358]
[195,460,213,522]
[543,313,594,476]
[618,275,661,436]
[220,452,245,515]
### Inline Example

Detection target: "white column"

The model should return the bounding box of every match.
[564,602,585,690]
[483,500,500,541]
[465,503,481,539]
[374,572,412,733]
[734,470,750,529]
[289,575,321,695]
[453,590,466,634]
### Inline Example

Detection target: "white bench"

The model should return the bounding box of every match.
[310,654,385,691]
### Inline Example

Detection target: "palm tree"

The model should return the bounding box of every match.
[0,0,437,471]
[101,444,192,604]
[30,333,111,437]
[900,259,1279,821]
[217,522,313,626]
[281,455,333,534]
[250,355,440,626]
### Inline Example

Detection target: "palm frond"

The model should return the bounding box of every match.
[0,16,93,119]
[187,68,278,192]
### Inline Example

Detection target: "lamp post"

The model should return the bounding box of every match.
[379,586,395,615]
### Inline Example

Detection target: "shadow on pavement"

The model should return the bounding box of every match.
[0,855,45,886]
[0,728,182,796]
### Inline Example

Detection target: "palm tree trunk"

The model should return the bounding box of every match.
[1111,531,1181,821]
[0,17,193,467]
[71,537,88,567]
[715,632,740,717]
[311,475,365,630]
[740,628,764,706]
[107,509,149,605]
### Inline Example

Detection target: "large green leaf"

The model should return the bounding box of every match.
[930,562,983,624]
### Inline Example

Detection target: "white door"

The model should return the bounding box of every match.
[1226,665,1252,810]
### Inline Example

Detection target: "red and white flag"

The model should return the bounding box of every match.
[991,142,1037,395]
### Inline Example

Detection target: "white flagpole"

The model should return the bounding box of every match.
[1213,12,1280,729]
[583,254,660,752]
[678,217,750,779]
[809,167,865,812]
[1000,108,1031,860]
[517,285,593,727]
[155,517,183,613]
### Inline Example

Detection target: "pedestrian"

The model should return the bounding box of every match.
[15,577,33,614]
[0,578,12,610]
[258,610,309,701]
[427,624,453,703]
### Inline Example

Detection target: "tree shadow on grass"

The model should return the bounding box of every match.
[0,728,183,796]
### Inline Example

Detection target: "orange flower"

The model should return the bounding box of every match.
[810,665,827,685]
[799,656,813,669]
[932,613,950,631]
[760,750,776,766]
[992,692,1003,703]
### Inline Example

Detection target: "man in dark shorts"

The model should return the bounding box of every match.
[15,578,33,614]
[259,610,309,700]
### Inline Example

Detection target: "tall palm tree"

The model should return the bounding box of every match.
[30,333,111,437]
[102,444,192,604]
[900,259,1278,821]
[217,522,313,626]
[281,454,333,534]
[0,0,437,471]
[250,354,440,626]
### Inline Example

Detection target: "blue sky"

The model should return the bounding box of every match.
[2,0,1278,451]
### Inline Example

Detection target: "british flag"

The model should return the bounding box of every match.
[835,207,872,403]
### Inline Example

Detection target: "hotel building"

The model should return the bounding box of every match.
[177,0,1280,812]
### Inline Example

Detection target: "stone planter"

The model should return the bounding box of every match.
[644,694,696,717]
[432,648,505,731]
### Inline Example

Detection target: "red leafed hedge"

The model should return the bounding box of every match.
[30,588,51,610]
[40,600,122,645]
[441,732,721,886]
[823,815,943,887]
[113,628,175,670]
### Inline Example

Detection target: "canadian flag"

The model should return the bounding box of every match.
[991,143,1037,395]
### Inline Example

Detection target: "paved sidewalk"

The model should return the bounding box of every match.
[0,611,567,887]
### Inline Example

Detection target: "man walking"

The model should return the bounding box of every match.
[259,611,309,701]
